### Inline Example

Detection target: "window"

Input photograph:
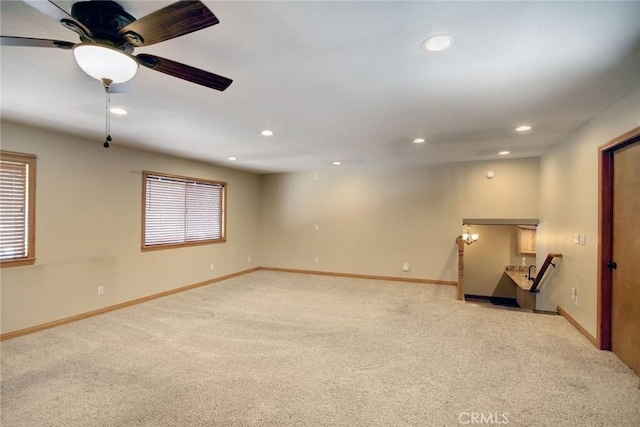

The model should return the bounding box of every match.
[0,151,36,267]
[142,171,226,250]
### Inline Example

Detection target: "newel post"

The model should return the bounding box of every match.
[456,236,465,301]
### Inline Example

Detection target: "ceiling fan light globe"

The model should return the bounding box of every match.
[73,44,138,83]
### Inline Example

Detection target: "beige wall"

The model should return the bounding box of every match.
[537,87,640,337]
[259,158,539,282]
[0,121,262,334]
[464,225,536,298]
[6,83,634,337]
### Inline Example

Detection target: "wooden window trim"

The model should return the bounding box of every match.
[0,151,36,268]
[141,171,227,252]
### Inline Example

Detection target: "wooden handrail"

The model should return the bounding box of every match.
[529,253,563,293]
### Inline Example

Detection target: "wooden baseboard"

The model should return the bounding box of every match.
[557,305,598,347]
[258,266,457,286]
[0,267,260,342]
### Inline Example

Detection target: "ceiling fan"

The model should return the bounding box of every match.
[0,0,233,91]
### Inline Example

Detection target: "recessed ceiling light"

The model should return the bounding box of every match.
[515,125,532,132]
[261,130,274,137]
[227,156,237,161]
[413,138,426,144]
[332,161,342,166]
[110,107,127,115]
[499,150,510,155]
[421,34,454,52]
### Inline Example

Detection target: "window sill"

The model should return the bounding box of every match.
[1,257,36,268]
[141,238,226,252]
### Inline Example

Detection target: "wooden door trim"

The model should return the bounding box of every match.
[598,126,640,350]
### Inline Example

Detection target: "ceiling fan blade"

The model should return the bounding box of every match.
[137,54,232,91]
[22,0,92,39]
[118,0,219,47]
[0,36,74,49]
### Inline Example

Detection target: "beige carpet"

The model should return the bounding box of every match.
[1,270,639,426]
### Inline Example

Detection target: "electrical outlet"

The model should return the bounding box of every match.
[314,224,319,231]
[248,256,251,263]
[402,262,410,272]
[97,286,104,296]
[314,257,319,264]
[210,263,215,271]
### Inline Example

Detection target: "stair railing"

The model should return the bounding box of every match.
[529,253,563,293]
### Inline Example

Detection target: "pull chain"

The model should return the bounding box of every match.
[103,78,113,148]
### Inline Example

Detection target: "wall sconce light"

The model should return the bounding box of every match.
[461,224,479,245]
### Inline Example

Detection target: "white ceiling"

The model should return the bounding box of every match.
[1,1,639,174]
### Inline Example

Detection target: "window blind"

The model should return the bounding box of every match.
[0,159,29,260]
[144,173,224,247]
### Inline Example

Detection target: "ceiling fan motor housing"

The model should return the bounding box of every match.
[71,1,140,47]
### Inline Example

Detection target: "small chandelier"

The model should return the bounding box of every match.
[461,224,479,245]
